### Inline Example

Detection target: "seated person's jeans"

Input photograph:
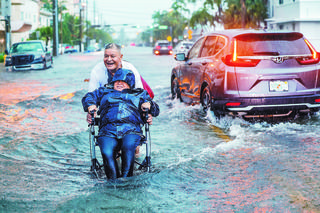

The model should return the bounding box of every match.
[97,134,141,179]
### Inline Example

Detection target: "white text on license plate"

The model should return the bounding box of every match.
[270,80,288,92]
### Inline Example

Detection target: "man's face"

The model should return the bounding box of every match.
[114,80,130,91]
[103,48,123,73]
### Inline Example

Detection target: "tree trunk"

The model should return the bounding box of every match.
[240,0,246,28]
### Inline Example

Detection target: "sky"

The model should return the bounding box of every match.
[88,0,175,28]
[83,0,204,41]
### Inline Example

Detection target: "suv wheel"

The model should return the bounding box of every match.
[201,86,211,113]
[171,77,181,100]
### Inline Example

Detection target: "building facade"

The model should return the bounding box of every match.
[266,0,320,50]
[0,0,78,52]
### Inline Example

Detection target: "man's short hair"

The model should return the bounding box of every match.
[104,43,121,51]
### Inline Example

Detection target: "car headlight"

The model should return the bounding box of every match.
[5,56,12,65]
[34,54,45,62]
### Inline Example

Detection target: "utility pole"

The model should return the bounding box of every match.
[86,0,88,49]
[79,0,83,52]
[1,0,11,51]
[5,16,10,50]
[52,0,59,56]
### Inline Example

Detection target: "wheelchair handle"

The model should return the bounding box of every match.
[89,109,96,126]
[142,108,149,122]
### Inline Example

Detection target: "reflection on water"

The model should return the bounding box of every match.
[0,81,51,105]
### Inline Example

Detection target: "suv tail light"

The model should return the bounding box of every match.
[223,54,261,67]
[156,46,161,49]
[168,46,173,50]
[296,39,320,65]
[222,40,261,67]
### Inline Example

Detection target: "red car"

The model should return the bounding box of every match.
[153,40,173,55]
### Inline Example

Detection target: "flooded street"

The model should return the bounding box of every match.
[1,47,320,212]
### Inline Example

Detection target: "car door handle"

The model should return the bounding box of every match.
[201,62,208,65]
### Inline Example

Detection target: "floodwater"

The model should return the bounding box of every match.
[1,47,320,212]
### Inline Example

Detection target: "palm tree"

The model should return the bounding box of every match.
[223,0,267,29]
[189,8,215,30]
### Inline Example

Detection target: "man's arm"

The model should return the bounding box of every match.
[122,61,143,89]
[88,62,108,92]
[122,60,154,99]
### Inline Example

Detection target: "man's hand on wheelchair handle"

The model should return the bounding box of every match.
[87,105,98,124]
[141,102,153,125]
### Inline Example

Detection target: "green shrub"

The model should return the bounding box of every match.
[0,53,4,63]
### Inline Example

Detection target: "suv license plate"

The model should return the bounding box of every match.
[270,80,288,92]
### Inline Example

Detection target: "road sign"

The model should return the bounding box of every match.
[159,25,168,30]
[188,29,193,40]
[167,36,172,42]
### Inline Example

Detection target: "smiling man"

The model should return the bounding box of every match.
[88,43,144,92]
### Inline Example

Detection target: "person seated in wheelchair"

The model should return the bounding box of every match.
[82,68,160,179]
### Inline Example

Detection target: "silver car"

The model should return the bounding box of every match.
[171,29,320,120]
[174,41,194,55]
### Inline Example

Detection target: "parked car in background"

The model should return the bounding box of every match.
[173,41,194,55]
[171,29,320,120]
[153,40,173,55]
[64,45,78,54]
[5,40,53,71]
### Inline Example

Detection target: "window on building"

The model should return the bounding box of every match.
[279,0,283,4]
[21,12,24,20]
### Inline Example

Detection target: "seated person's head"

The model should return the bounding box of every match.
[111,69,135,91]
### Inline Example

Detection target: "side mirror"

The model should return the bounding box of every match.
[4,49,8,55]
[175,53,186,61]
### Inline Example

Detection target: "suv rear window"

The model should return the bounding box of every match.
[235,33,311,56]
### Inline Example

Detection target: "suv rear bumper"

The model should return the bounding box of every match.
[212,95,320,114]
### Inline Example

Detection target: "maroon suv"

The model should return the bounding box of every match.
[171,29,320,120]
